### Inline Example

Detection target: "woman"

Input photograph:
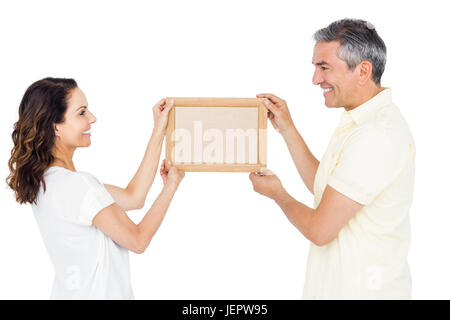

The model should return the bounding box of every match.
[6,77,184,299]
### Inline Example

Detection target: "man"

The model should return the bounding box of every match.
[250,19,415,299]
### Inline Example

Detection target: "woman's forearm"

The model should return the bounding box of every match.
[135,182,179,253]
[126,128,165,208]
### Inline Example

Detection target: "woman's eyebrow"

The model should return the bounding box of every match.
[75,106,88,112]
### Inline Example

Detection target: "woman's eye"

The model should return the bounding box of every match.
[321,67,328,71]
[80,111,86,115]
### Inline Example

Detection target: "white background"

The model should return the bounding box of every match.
[1,0,449,299]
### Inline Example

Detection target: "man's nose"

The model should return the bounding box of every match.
[312,69,323,86]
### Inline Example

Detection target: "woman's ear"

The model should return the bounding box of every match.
[54,124,60,138]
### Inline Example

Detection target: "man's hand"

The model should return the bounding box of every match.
[249,169,284,200]
[256,93,295,134]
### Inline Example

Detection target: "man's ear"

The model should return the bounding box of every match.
[357,60,373,86]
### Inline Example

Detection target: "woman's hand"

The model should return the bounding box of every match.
[160,159,185,187]
[153,98,174,135]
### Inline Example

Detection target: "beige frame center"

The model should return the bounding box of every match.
[165,98,267,172]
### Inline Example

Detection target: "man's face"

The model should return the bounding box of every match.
[312,41,360,110]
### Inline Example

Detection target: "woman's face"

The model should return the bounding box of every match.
[54,87,96,148]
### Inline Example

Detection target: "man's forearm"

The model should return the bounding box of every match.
[281,125,319,194]
[126,128,165,207]
[274,188,315,242]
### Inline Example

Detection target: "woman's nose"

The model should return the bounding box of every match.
[89,112,97,124]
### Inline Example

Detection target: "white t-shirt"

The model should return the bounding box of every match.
[32,166,134,299]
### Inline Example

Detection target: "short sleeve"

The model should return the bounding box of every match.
[79,183,115,226]
[327,128,409,205]
[55,172,115,226]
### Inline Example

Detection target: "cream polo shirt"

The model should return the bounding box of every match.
[302,88,415,299]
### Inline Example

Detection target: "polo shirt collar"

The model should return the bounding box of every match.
[345,87,392,126]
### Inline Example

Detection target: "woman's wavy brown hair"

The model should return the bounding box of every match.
[6,77,78,205]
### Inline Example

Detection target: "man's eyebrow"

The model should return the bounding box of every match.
[75,106,88,111]
[312,61,329,66]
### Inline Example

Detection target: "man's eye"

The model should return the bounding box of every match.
[321,66,328,70]
[80,111,86,115]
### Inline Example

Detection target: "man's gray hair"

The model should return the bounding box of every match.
[313,19,387,85]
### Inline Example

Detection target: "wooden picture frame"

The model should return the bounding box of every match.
[165,98,267,172]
